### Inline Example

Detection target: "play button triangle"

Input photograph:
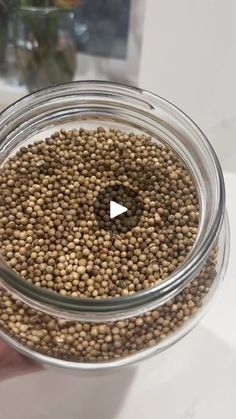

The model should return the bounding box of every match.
[110,201,127,219]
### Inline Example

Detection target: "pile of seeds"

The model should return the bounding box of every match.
[0,127,218,363]
[0,127,199,298]
[0,249,217,362]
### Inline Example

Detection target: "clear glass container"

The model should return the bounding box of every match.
[14,6,76,92]
[0,1,8,74]
[0,81,229,370]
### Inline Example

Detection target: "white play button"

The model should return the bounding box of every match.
[95,185,143,233]
[110,201,127,219]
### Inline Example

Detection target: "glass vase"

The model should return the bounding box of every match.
[0,2,8,73]
[14,6,77,92]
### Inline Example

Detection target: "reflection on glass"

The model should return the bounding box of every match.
[74,0,131,59]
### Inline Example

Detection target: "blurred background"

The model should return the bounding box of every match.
[0,0,235,173]
[0,0,144,93]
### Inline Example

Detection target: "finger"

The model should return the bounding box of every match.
[0,341,42,382]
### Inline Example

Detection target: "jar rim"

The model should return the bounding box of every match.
[0,81,225,319]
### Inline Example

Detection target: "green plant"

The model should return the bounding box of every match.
[16,0,81,9]
[14,3,77,91]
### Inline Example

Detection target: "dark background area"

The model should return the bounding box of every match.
[74,0,131,59]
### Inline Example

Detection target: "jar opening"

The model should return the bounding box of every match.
[0,81,225,321]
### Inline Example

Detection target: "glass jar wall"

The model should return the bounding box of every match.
[0,82,229,370]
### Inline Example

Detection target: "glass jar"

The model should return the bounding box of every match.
[0,1,8,74]
[14,5,76,92]
[0,81,229,370]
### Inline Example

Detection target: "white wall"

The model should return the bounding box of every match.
[139,0,236,171]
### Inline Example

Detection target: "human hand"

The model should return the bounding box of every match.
[0,340,42,382]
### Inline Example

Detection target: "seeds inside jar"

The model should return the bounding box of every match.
[0,127,199,298]
[0,127,218,363]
